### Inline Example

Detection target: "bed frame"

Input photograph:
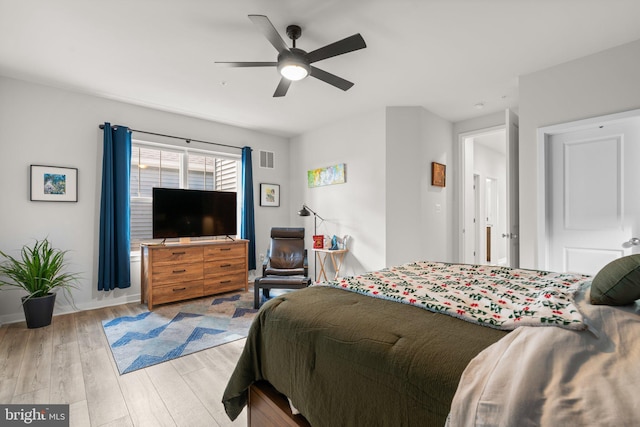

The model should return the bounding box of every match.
[248,381,310,427]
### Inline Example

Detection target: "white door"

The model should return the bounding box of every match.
[547,117,640,275]
[505,109,520,267]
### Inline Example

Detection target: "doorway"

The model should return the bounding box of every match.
[461,127,508,266]
[485,177,498,263]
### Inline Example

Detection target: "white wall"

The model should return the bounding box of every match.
[419,108,454,263]
[385,106,455,265]
[453,111,506,137]
[519,39,640,268]
[290,108,387,277]
[290,106,453,279]
[0,76,289,324]
[385,107,422,266]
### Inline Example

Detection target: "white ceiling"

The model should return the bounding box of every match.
[2,0,640,138]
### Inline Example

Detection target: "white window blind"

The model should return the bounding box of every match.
[130,142,239,252]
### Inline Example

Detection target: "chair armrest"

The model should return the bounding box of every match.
[262,248,271,276]
[303,249,309,276]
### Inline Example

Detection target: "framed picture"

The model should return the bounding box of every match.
[260,183,280,207]
[308,163,346,188]
[30,165,78,202]
[431,162,446,187]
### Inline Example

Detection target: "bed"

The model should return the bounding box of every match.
[222,260,640,426]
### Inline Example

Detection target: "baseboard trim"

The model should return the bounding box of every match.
[0,293,142,326]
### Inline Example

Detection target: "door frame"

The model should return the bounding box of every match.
[536,108,640,270]
[458,124,505,263]
[473,173,481,263]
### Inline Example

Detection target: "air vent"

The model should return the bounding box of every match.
[259,150,274,169]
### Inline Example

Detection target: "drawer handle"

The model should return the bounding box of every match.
[173,287,187,292]
[220,280,232,284]
[172,251,186,255]
[172,269,187,274]
[220,248,231,251]
[221,264,232,268]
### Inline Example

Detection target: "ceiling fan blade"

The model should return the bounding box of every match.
[306,33,366,64]
[248,15,289,54]
[215,61,277,67]
[273,77,292,97]
[310,66,354,91]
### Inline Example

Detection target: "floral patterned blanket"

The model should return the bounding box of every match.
[320,261,590,330]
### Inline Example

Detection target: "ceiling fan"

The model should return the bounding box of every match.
[216,15,367,97]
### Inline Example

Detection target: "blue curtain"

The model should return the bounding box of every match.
[98,123,131,291]
[241,146,256,270]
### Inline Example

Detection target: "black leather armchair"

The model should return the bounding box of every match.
[254,227,311,309]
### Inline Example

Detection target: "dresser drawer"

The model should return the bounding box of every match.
[205,243,245,260]
[152,262,203,286]
[153,280,203,305]
[152,246,203,265]
[204,258,246,278]
[204,272,247,295]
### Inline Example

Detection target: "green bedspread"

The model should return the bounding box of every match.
[222,286,507,426]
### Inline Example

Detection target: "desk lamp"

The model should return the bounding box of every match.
[297,204,324,280]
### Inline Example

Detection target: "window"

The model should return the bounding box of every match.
[130,141,239,252]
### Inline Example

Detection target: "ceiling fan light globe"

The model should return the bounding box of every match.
[277,49,310,81]
[280,64,308,81]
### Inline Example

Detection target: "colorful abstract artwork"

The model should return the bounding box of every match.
[308,163,346,188]
[43,173,66,195]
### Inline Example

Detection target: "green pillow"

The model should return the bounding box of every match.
[590,254,640,305]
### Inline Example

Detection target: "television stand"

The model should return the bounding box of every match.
[140,239,249,310]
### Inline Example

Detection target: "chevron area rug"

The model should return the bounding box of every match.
[102,291,257,374]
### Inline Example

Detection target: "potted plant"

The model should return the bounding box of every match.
[0,238,79,328]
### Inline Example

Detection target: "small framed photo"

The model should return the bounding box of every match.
[260,183,280,207]
[431,162,446,187]
[30,165,78,202]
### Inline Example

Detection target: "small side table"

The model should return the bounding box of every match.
[313,248,348,281]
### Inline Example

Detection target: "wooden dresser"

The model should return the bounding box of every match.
[140,239,248,310]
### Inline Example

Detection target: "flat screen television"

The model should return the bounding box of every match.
[152,188,237,239]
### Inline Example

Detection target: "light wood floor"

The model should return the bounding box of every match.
[0,296,248,427]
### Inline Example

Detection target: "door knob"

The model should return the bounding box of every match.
[628,237,640,246]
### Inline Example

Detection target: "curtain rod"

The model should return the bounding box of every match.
[98,124,245,151]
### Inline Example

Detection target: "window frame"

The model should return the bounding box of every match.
[130,139,241,258]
